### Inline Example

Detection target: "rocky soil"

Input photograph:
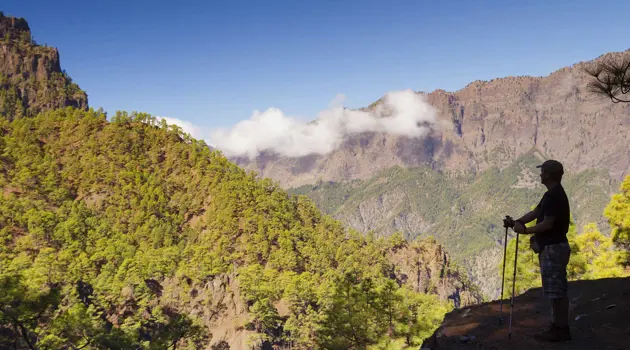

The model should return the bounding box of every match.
[421,276,630,350]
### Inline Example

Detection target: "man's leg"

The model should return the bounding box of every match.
[552,296,569,328]
[535,243,571,341]
[538,252,555,327]
[549,298,554,326]
[553,242,571,330]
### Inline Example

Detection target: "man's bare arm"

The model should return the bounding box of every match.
[524,216,555,234]
[516,206,540,224]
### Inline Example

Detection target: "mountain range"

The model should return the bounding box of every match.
[235,50,630,186]
[232,49,630,298]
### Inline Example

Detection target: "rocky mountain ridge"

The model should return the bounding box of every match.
[233,49,630,188]
[0,12,88,120]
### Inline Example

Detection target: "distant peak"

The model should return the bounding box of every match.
[0,12,31,41]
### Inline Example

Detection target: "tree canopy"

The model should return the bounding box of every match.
[0,108,456,349]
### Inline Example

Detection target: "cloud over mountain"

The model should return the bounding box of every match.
[160,89,439,159]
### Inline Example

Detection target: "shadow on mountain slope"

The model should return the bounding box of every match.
[421,276,630,349]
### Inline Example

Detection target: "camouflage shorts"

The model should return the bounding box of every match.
[538,242,571,299]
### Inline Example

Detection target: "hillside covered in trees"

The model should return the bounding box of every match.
[0,12,483,349]
[2,108,625,350]
[0,108,483,349]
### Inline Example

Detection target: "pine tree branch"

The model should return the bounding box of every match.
[584,57,630,103]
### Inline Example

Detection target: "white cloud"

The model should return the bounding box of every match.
[158,89,439,159]
[328,93,347,109]
[156,116,207,140]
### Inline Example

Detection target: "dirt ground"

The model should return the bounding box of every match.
[421,277,630,350]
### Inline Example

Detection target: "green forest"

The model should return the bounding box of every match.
[3,108,626,349]
[0,108,454,349]
[289,157,618,265]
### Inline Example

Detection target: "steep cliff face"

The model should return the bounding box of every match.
[231,131,448,189]
[0,12,88,120]
[387,237,483,308]
[158,274,257,350]
[425,50,630,183]
[234,49,630,188]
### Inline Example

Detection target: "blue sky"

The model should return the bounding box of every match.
[3,0,630,130]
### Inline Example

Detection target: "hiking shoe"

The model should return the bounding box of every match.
[534,325,572,342]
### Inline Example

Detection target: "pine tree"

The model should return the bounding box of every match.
[604,175,630,266]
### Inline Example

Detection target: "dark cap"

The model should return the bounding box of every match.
[536,159,564,175]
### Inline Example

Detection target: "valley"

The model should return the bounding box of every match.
[287,151,619,298]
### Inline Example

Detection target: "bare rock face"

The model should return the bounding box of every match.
[0,13,30,40]
[234,49,630,187]
[426,52,630,183]
[155,274,257,350]
[387,237,483,308]
[0,12,88,120]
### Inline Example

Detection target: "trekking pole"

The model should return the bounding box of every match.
[499,217,510,325]
[508,231,520,339]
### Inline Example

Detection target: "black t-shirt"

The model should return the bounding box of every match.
[534,184,570,249]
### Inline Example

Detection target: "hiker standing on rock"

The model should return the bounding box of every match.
[505,159,572,342]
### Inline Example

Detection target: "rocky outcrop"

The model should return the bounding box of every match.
[161,274,258,350]
[235,49,630,187]
[0,13,30,40]
[421,276,630,349]
[90,274,258,349]
[0,12,88,120]
[388,237,483,308]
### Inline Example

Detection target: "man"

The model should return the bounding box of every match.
[506,159,572,342]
